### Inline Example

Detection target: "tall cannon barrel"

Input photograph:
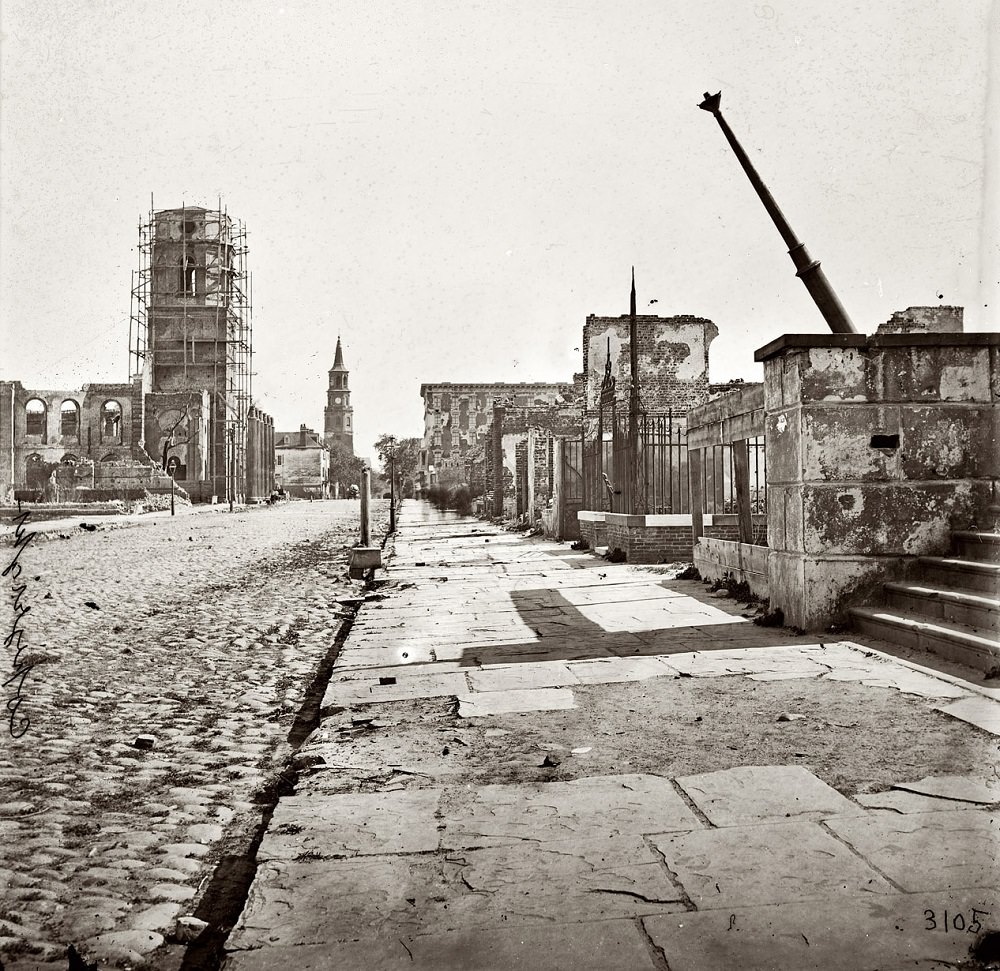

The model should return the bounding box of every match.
[699,91,857,335]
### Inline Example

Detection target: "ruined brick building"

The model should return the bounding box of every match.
[0,205,275,504]
[581,313,718,412]
[417,309,722,522]
[418,382,576,490]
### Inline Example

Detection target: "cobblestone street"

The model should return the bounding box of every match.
[1,500,386,970]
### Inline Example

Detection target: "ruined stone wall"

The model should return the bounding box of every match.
[582,315,718,413]
[758,331,999,629]
[420,381,575,486]
[0,380,140,496]
[876,306,963,335]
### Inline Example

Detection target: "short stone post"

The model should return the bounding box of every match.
[349,467,382,579]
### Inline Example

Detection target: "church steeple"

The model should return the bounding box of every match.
[324,336,354,453]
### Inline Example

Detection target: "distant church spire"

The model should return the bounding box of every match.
[324,336,354,454]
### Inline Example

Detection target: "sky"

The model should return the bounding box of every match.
[1,0,997,461]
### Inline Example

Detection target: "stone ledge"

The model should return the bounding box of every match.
[755,331,1000,362]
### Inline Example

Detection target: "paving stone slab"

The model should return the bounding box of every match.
[934,696,1000,736]
[457,687,576,717]
[441,773,700,848]
[258,789,441,860]
[225,918,659,970]
[665,648,831,679]
[643,890,1000,971]
[442,835,688,924]
[579,600,745,632]
[892,774,1000,805]
[323,671,469,708]
[854,790,981,814]
[229,857,443,947]
[648,821,893,909]
[456,636,625,664]
[675,765,864,826]
[565,655,679,684]
[824,809,1000,892]
[467,663,580,692]
[824,667,969,699]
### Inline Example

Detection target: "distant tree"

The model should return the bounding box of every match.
[374,434,422,486]
[328,440,365,493]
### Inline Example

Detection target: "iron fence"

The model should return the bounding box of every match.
[576,411,766,517]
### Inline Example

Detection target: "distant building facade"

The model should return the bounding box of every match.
[275,425,329,498]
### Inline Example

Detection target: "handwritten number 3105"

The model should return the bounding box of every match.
[924,909,988,934]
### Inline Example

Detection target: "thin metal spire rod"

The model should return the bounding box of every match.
[698,91,857,335]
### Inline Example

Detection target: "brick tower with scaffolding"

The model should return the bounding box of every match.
[129,204,255,502]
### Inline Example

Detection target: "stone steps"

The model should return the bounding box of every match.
[918,557,1000,596]
[883,581,999,631]
[849,607,999,672]
[848,529,1000,674]
[951,530,1000,563]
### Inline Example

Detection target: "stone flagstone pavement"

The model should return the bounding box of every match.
[223,500,1000,971]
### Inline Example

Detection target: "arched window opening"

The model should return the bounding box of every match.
[60,400,80,439]
[101,400,122,442]
[25,453,46,490]
[25,399,46,436]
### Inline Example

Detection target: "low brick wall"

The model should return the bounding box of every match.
[604,513,708,563]
[578,511,607,548]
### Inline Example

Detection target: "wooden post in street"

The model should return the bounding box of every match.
[360,467,371,547]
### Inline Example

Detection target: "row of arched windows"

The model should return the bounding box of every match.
[24,399,123,443]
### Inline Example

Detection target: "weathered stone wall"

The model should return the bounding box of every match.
[582,314,718,413]
[876,306,963,335]
[757,331,999,629]
[144,390,211,496]
[694,537,770,599]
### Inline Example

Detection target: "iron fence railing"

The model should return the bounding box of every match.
[576,412,766,517]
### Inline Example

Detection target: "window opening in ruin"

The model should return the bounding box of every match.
[182,257,196,296]
[102,401,122,442]
[25,399,45,436]
[183,220,197,237]
[60,400,80,439]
